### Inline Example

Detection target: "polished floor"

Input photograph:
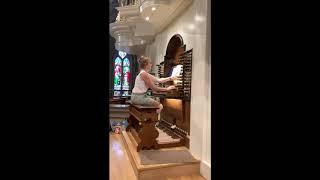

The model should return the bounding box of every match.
[109,133,206,180]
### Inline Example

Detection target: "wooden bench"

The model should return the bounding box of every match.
[109,97,128,104]
[126,101,160,152]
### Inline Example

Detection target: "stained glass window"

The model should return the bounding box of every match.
[113,51,131,96]
[114,57,122,91]
[122,58,130,91]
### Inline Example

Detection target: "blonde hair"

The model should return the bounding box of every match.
[138,56,151,69]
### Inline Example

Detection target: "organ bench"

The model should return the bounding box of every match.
[126,102,160,152]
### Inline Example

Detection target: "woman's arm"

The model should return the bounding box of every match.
[158,77,175,83]
[141,72,174,92]
[148,73,175,83]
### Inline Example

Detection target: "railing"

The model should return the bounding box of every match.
[117,0,140,7]
[115,0,141,22]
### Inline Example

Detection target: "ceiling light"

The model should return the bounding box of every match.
[152,7,156,11]
[188,24,195,30]
[145,17,150,21]
[195,15,205,22]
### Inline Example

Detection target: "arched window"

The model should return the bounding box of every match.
[113,50,131,96]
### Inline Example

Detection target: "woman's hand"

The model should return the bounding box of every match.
[166,85,176,91]
[170,76,178,81]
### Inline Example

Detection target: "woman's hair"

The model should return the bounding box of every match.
[138,56,151,69]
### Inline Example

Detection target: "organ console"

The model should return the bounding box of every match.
[127,49,193,151]
[154,49,192,148]
[127,35,192,151]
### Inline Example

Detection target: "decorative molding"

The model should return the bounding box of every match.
[200,161,211,180]
[139,0,170,13]
[109,0,193,55]
[116,13,121,22]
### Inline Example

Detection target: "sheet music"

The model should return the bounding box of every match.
[171,65,182,85]
[170,65,182,77]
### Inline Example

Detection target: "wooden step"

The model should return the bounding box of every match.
[109,104,129,109]
[121,131,201,180]
[110,117,127,122]
[109,107,129,111]
[109,112,130,118]
[109,108,129,112]
[110,104,129,108]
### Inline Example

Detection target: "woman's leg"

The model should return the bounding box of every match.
[156,103,163,114]
[152,101,163,120]
[141,96,163,114]
[145,98,163,120]
[133,95,163,119]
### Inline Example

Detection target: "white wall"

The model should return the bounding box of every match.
[144,0,211,179]
[201,0,211,178]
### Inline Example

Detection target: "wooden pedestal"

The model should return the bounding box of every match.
[121,130,201,180]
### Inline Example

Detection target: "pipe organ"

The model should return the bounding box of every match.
[154,49,192,148]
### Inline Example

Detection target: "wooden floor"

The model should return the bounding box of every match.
[110,133,206,180]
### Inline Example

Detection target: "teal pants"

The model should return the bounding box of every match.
[131,93,157,106]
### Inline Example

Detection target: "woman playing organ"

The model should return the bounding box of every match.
[131,56,177,114]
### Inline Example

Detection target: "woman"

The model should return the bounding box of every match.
[131,56,176,114]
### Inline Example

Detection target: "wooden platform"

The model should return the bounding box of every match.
[121,130,201,180]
